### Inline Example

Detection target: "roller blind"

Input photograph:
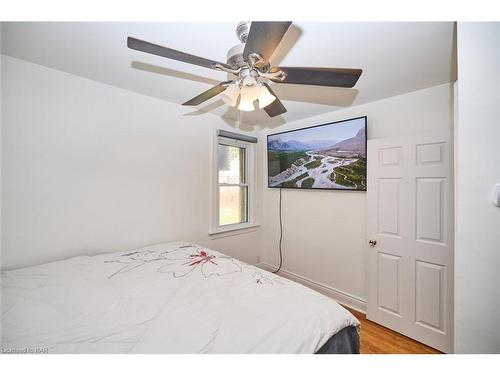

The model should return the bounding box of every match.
[217,130,258,144]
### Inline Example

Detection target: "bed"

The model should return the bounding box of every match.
[1,242,359,354]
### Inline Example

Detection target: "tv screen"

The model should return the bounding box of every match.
[267,116,367,190]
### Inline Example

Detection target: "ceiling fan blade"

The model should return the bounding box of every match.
[182,81,232,106]
[243,22,292,64]
[269,67,362,88]
[127,37,232,71]
[261,83,287,117]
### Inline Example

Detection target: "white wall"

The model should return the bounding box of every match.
[260,83,453,308]
[455,23,500,353]
[0,24,3,343]
[1,56,263,269]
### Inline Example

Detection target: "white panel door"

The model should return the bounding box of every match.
[366,130,453,353]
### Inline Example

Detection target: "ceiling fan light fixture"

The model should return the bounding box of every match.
[240,76,260,102]
[237,98,255,112]
[258,84,277,109]
[221,83,240,107]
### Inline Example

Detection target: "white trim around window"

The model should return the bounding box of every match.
[209,129,259,236]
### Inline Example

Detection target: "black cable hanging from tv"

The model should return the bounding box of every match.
[272,187,283,274]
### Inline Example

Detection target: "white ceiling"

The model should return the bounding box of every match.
[1,22,455,129]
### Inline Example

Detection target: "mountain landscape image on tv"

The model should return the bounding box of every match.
[267,117,367,190]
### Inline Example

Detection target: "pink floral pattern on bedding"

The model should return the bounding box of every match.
[104,244,285,286]
[104,244,244,279]
[157,248,242,278]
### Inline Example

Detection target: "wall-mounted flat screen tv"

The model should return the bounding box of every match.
[267,116,367,191]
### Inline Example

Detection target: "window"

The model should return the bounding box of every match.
[211,132,257,234]
[218,142,248,226]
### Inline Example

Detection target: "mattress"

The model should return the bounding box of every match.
[1,242,359,354]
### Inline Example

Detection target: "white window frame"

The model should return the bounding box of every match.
[210,130,258,236]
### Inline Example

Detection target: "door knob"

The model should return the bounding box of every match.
[368,239,377,247]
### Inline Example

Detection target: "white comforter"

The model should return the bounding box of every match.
[1,242,359,353]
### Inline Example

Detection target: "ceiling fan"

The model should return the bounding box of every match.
[127,22,362,117]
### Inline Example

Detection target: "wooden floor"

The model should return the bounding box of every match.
[343,306,441,354]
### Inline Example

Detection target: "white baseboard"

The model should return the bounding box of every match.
[256,262,367,314]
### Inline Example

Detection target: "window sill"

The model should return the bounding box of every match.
[208,223,261,239]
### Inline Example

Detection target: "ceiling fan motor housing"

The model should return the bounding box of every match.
[226,43,246,69]
[236,21,251,43]
[227,21,266,70]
